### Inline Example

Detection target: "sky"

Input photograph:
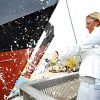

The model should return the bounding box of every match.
[44,0,100,56]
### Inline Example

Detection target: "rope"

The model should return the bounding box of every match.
[65,0,77,44]
[65,0,82,62]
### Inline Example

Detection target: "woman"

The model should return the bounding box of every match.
[60,12,100,100]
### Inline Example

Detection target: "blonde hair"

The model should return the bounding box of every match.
[87,12,100,22]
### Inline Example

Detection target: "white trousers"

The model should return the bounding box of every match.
[77,80,100,100]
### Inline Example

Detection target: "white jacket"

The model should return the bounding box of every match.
[60,27,100,79]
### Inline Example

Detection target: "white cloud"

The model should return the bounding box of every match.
[45,0,100,54]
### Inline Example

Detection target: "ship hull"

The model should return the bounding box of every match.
[0,0,58,99]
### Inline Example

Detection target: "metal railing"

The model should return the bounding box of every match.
[20,72,79,100]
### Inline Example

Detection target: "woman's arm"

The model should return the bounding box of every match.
[60,27,100,60]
